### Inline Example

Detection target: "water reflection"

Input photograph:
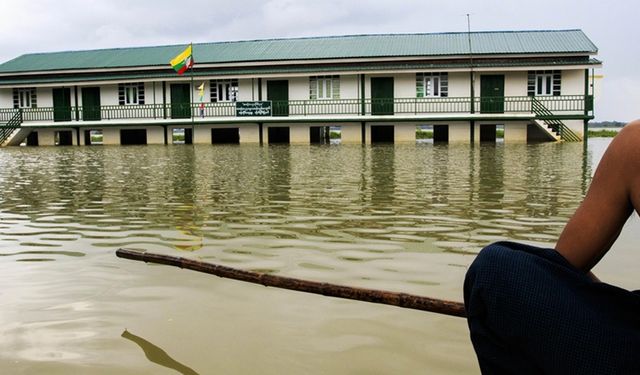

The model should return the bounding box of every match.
[122,330,199,375]
[370,145,395,205]
[266,145,291,204]
[171,147,203,251]
[0,143,594,256]
[0,141,607,374]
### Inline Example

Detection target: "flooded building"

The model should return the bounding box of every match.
[0,29,600,146]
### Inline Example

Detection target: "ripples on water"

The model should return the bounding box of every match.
[0,141,603,373]
[0,143,592,257]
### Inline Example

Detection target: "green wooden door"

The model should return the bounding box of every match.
[171,84,191,119]
[82,87,101,121]
[480,75,505,113]
[53,88,72,122]
[267,80,289,116]
[371,77,394,115]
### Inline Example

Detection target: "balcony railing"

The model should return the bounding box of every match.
[2,95,591,124]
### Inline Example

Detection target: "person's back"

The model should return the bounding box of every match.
[464,121,640,374]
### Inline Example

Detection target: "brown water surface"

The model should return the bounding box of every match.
[0,139,637,374]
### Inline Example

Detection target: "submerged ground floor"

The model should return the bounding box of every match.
[8,119,586,146]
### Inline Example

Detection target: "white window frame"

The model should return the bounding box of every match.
[17,89,32,108]
[123,83,139,105]
[316,77,333,100]
[212,79,238,102]
[424,76,441,97]
[535,73,553,96]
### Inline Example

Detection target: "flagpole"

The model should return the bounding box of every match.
[190,42,195,146]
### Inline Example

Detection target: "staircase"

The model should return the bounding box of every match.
[0,109,23,146]
[531,98,581,142]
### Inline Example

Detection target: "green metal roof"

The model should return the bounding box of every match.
[0,30,598,74]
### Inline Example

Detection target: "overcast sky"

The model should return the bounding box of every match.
[0,0,636,122]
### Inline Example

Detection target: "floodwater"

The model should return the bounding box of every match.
[0,138,638,374]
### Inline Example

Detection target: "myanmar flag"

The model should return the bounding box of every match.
[170,45,193,75]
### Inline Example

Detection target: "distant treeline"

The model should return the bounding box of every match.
[588,121,626,128]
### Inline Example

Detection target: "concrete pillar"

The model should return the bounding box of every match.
[147,127,164,145]
[450,122,471,143]
[34,129,56,146]
[473,123,481,144]
[290,124,309,144]
[341,124,361,144]
[239,124,260,143]
[165,126,172,145]
[364,124,372,145]
[79,129,86,146]
[504,122,527,143]
[102,128,120,145]
[395,123,416,143]
[193,126,210,144]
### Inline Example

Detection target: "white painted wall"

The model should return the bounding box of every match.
[240,124,260,143]
[193,125,209,144]
[341,123,361,144]
[503,121,527,142]
[449,121,471,142]
[562,69,585,96]
[100,85,119,106]
[35,128,56,146]
[188,79,210,104]
[395,123,416,143]
[341,75,359,100]
[394,74,415,98]
[153,82,166,106]
[286,77,306,101]
[103,128,120,145]
[238,79,255,101]
[38,88,53,108]
[448,72,470,97]
[147,127,164,144]
[0,89,12,107]
[504,71,528,97]
[290,123,309,143]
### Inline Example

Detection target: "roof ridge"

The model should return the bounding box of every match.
[197,29,584,45]
[16,29,586,57]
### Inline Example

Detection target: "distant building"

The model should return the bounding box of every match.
[0,29,600,146]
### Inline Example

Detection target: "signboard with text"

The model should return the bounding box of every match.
[236,101,272,117]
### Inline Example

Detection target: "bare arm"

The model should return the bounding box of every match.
[555,121,640,272]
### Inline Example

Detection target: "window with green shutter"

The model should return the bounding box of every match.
[210,79,238,102]
[416,73,448,97]
[118,83,145,105]
[309,76,340,100]
[13,88,37,108]
[528,70,561,96]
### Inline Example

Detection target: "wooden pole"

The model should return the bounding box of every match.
[116,248,467,318]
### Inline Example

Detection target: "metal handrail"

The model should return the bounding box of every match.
[531,97,581,142]
[0,109,22,145]
[7,95,590,123]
